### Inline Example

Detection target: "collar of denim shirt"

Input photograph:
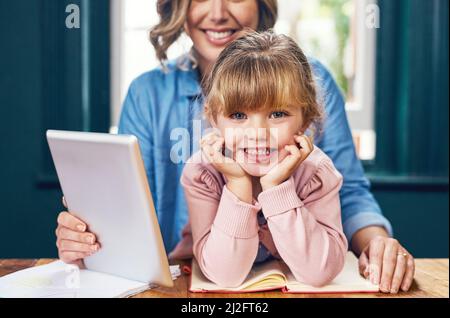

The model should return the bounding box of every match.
[175,55,203,98]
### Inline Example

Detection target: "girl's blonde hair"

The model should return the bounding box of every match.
[150,0,278,67]
[203,30,323,135]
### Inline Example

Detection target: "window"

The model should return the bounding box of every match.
[275,0,378,161]
[110,0,192,133]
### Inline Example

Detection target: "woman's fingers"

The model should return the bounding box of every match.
[358,250,370,278]
[57,239,100,254]
[380,239,399,292]
[56,226,96,245]
[57,211,87,232]
[368,237,385,285]
[401,254,415,292]
[59,251,90,264]
[390,251,407,293]
[365,237,415,294]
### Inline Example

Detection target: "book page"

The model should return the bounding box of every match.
[283,252,379,293]
[190,259,286,292]
[0,261,180,298]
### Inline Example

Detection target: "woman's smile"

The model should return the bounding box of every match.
[185,0,260,73]
[201,28,240,46]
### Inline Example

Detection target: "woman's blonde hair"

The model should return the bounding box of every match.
[149,0,278,67]
[203,30,323,135]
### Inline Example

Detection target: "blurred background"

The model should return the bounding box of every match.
[0,0,448,258]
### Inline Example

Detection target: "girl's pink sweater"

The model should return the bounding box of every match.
[172,146,348,288]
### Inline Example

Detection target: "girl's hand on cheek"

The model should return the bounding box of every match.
[201,132,253,203]
[201,132,249,182]
[260,134,313,191]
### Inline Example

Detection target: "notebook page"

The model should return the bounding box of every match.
[0,261,180,298]
[283,252,379,293]
[190,259,286,292]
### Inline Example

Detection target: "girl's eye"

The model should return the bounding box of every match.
[230,112,247,120]
[270,111,289,119]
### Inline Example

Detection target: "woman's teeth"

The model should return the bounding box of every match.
[206,30,234,40]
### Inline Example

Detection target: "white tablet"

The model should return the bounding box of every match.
[47,130,173,287]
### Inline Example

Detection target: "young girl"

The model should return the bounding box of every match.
[179,31,348,288]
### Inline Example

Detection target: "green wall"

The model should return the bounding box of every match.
[0,0,110,258]
[371,0,449,257]
[373,186,449,257]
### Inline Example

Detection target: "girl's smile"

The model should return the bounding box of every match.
[213,109,304,177]
[234,144,288,176]
[241,146,277,164]
[237,146,281,176]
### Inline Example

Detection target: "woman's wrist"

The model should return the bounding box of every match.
[226,176,253,204]
[351,226,389,256]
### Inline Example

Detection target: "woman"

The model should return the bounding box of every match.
[55,0,414,294]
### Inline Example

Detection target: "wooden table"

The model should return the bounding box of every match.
[0,259,448,298]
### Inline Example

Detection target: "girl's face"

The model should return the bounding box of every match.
[185,0,259,72]
[213,108,306,177]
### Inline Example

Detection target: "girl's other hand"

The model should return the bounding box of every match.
[55,196,101,268]
[200,132,249,181]
[201,132,253,203]
[359,236,415,293]
[260,134,313,191]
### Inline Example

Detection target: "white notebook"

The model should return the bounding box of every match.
[0,261,180,298]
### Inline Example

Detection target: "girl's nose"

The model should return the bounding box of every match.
[249,118,270,133]
[245,127,270,144]
[209,0,228,23]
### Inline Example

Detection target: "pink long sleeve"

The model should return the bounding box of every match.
[258,159,348,287]
[179,148,348,288]
[180,158,261,287]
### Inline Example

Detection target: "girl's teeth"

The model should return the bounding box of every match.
[206,30,233,40]
[244,148,270,156]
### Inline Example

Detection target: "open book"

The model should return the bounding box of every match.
[189,252,379,294]
[0,261,180,298]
